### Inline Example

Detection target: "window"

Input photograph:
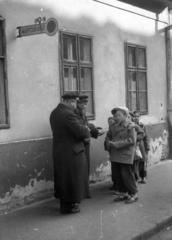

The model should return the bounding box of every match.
[60,31,94,118]
[125,43,148,114]
[0,18,9,128]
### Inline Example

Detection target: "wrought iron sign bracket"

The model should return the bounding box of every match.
[16,17,58,38]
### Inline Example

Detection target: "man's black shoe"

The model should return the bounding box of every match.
[109,185,115,190]
[60,207,80,214]
[60,203,80,214]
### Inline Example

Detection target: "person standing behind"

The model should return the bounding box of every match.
[107,107,138,204]
[128,112,145,182]
[133,111,150,183]
[104,117,118,191]
[49,92,90,214]
[74,94,105,175]
[104,117,115,153]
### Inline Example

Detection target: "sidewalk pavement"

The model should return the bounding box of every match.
[1,160,172,240]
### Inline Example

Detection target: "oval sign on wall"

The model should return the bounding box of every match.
[45,18,58,36]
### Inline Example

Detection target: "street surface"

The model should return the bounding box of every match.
[1,161,172,240]
[148,225,172,240]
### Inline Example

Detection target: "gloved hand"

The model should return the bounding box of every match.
[98,129,107,136]
[108,141,116,148]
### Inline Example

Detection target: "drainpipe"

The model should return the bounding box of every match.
[166,8,172,158]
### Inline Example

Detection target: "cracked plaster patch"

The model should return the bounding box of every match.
[0,178,53,210]
[148,130,168,165]
[90,160,111,182]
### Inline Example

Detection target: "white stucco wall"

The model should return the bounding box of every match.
[0,0,169,212]
[0,0,168,144]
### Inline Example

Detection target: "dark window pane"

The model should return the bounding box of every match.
[139,92,147,111]
[64,67,69,90]
[71,67,77,91]
[63,66,78,91]
[128,92,137,111]
[80,68,92,91]
[138,48,146,68]
[79,38,91,62]
[128,46,136,67]
[64,67,69,78]
[128,71,136,91]
[0,59,7,124]
[0,21,3,56]
[138,72,147,90]
[63,35,77,61]
[81,91,93,116]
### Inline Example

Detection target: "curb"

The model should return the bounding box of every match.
[132,216,172,240]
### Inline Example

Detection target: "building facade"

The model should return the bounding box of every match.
[0,0,170,211]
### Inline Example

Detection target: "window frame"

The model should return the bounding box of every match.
[0,17,10,129]
[125,43,148,115]
[59,30,95,119]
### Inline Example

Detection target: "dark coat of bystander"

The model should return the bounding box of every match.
[50,103,90,204]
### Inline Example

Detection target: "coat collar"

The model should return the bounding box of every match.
[114,120,131,132]
[58,103,73,112]
[119,120,130,127]
[74,107,84,118]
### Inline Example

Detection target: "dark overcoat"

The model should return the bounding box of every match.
[74,107,99,173]
[139,122,150,151]
[107,120,137,164]
[50,103,90,203]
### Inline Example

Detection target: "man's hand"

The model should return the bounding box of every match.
[98,129,107,136]
[107,141,116,148]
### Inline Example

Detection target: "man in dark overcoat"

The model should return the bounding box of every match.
[49,92,90,214]
[74,94,105,175]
